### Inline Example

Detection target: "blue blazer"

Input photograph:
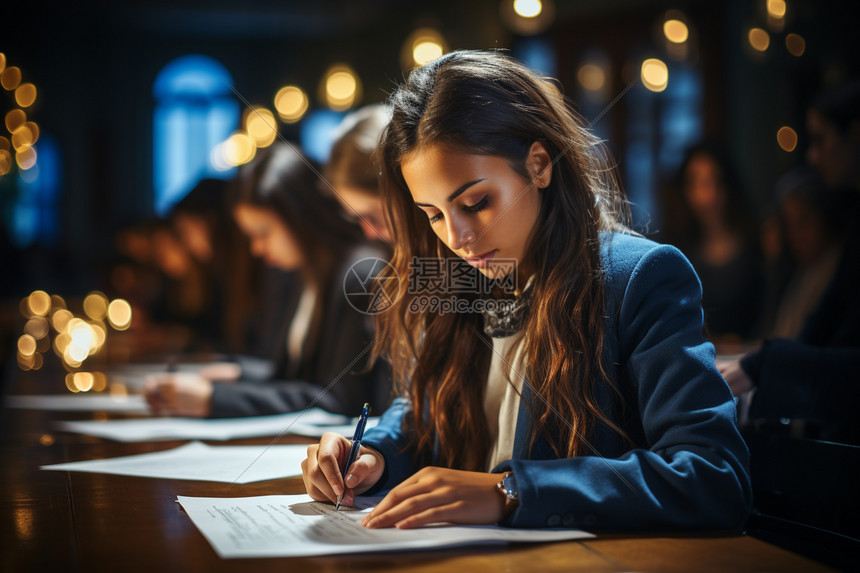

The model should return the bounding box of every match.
[361,232,753,531]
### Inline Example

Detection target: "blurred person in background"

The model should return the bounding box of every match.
[169,178,265,355]
[660,141,763,347]
[719,80,860,445]
[145,143,391,418]
[324,103,392,245]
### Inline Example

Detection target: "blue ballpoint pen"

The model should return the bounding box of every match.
[336,402,370,510]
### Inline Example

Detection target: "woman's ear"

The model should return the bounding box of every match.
[525,141,553,189]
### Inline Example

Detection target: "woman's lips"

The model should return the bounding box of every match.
[464,249,498,268]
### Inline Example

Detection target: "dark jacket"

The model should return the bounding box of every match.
[741,210,860,444]
[209,244,392,417]
[362,233,752,531]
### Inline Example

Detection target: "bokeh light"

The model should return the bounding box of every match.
[15,145,37,170]
[83,292,109,320]
[15,82,37,107]
[107,299,133,330]
[1,66,22,90]
[221,131,256,167]
[274,86,309,123]
[513,0,542,18]
[777,126,798,152]
[640,58,669,92]
[748,28,770,52]
[18,334,37,357]
[767,0,786,19]
[65,373,79,393]
[5,109,26,133]
[92,372,108,392]
[52,308,73,332]
[663,19,689,44]
[28,290,51,316]
[323,64,361,111]
[0,149,10,176]
[24,317,50,339]
[785,33,805,57]
[578,63,606,91]
[244,107,278,148]
[73,372,95,392]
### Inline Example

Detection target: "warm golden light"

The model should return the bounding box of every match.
[73,372,95,392]
[51,295,66,309]
[0,136,9,151]
[749,28,770,52]
[11,125,35,152]
[274,86,309,123]
[785,33,805,57]
[0,53,5,74]
[663,19,689,44]
[24,317,50,339]
[68,319,96,358]
[244,107,278,148]
[15,145,37,170]
[1,66,22,90]
[5,109,26,133]
[83,291,109,320]
[52,308,73,332]
[777,126,798,152]
[90,322,106,351]
[323,65,361,111]
[39,434,55,446]
[401,29,447,70]
[578,64,606,91]
[18,334,37,357]
[15,82,37,107]
[767,0,786,18]
[641,58,669,92]
[107,299,133,330]
[222,132,256,167]
[65,373,79,393]
[514,0,542,18]
[27,290,51,316]
[92,372,108,392]
[0,149,10,176]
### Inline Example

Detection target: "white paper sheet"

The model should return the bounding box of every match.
[41,441,308,483]
[54,408,350,442]
[177,494,593,558]
[5,394,149,413]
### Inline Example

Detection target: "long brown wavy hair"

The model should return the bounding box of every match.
[374,50,632,470]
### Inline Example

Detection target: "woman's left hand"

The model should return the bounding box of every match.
[361,467,507,529]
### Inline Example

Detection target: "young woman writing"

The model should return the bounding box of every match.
[302,51,752,531]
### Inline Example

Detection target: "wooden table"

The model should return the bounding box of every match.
[0,368,835,572]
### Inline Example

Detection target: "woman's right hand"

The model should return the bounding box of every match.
[301,432,385,508]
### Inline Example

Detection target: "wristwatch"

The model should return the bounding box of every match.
[496,472,519,517]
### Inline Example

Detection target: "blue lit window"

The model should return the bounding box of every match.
[625,60,702,232]
[300,109,346,164]
[9,134,61,247]
[153,55,239,215]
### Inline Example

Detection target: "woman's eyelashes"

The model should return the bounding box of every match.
[464,195,489,213]
[427,196,489,224]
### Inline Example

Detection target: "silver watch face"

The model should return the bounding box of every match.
[501,473,518,499]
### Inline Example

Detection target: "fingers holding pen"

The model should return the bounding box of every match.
[301,434,385,507]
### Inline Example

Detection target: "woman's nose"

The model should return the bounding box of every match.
[447,216,477,251]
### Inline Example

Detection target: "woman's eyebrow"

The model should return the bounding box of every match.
[414,178,486,207]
